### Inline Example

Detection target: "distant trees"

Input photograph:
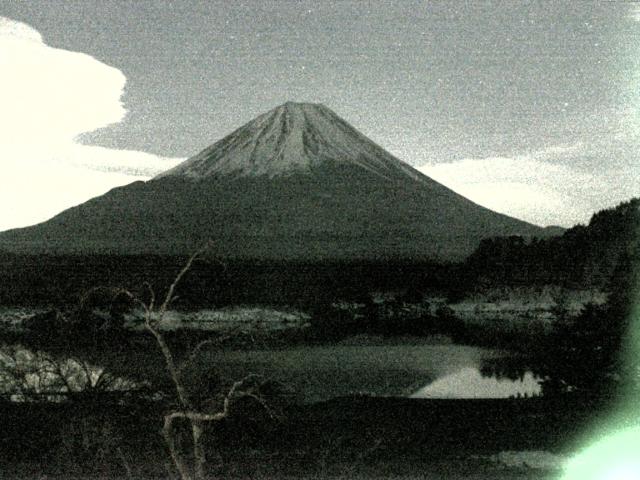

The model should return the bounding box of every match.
[538,236,639,397]
[465,198,640,289]
[450,198,640,397]
[309,290,465,340]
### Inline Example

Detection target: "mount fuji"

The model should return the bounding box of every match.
[0,102,550,260]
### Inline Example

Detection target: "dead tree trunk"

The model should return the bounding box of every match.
[125,246,278,480]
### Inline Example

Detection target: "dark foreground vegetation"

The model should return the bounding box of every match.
[0,390,609,479]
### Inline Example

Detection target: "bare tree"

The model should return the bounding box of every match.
[121,245,279,480]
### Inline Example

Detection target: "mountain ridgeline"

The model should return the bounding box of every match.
[0,102,548,261]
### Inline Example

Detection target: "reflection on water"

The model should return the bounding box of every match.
[0,345,142,402]
[410,366,542,399]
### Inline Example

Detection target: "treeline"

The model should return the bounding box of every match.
[467,199,640,397]
[464,198,640,289]
[0,253,461,308]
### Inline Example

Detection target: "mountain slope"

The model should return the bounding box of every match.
[0,102,551,261]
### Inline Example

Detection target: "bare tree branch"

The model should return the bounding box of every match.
[159,244,211,317]
[117,243,281,480]
[178,332,236,375]
[142,281,156,314]
[163,414,194,480]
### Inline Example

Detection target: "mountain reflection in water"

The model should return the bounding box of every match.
[410,366,542,399]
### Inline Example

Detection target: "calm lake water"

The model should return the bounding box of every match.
[200,343,543,402]
[0,342,542,403]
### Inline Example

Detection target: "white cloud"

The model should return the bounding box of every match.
[0,17,43,42]
[0,17,182,231]
[65,145,182,177]
[419,144,637,227]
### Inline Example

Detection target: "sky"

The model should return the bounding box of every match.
[0,1,638,230]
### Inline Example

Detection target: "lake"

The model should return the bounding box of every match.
[198,343,542,403]
[0,341,542,403]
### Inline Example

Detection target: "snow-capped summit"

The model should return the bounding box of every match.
[157,102,425,183]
